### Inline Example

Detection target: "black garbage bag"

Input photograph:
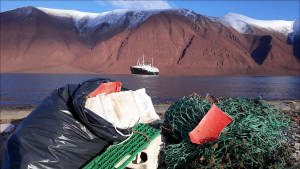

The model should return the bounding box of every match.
[2,78,127,169]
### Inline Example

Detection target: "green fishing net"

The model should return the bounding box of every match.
[162,95,293,169]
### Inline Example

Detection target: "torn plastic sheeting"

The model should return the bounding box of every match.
[1,78,128,169]
[189,103,232,145]
[85,88,160,129]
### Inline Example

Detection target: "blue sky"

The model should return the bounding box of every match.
[1,1,299,20]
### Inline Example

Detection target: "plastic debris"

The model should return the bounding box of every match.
[85,88,160,129]
[83,123,160,169]
[87,82,121,98]
[2,79,127,169]
[189,104,232,144]
[0,124,15,133]
[126,134,163,169]
[162,95,293,169]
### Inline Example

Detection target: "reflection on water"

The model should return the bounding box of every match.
[1,74,300,106]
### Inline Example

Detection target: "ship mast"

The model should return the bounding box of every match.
[142,53,145,65]
[152,57,153,66]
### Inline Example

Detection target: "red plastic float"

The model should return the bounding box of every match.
[189,103,233,145]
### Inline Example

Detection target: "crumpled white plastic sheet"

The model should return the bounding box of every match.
[85,88,160,129]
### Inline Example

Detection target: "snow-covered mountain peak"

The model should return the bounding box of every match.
[218,12,294,35]
[33,7,199,37]
[35,7,168,31]
[3,7,295,38]
[36,7,195,22]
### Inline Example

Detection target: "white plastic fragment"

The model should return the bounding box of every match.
[0,123,15,133]
[127,134,163,169]
[85,88,160,129]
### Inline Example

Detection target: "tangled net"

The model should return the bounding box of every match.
[162,95,293,169]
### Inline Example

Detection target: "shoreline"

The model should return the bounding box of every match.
[1,100,299,123]
[1,72,300,77]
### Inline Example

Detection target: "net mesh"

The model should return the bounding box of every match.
[162,95,293,169]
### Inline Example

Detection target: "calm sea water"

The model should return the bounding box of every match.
[1,74,300,107]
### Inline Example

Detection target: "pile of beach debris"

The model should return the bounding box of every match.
[161,95,295,169]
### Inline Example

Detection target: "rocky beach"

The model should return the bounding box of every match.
[1,100,299,167]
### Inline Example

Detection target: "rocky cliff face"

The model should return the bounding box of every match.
[1,7,299,76]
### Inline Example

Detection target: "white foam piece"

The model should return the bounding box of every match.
[0,123,15,133]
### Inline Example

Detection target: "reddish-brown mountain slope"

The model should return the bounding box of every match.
[1,7,299,76]
[1,7,90,73]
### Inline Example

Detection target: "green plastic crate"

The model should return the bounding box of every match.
[83,123,161,169]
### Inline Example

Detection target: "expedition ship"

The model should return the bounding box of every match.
[130,54,159,75]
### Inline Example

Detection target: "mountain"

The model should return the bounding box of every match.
[217,12,293,35]
[0,6,299,76]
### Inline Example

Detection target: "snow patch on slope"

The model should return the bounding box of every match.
[293,18,300,34]
[37,7,99,19]
[218,12,294,35]
[37,7,98,35]
[16,6,35,16]
[85,9,157,28]
[288,18,300,43]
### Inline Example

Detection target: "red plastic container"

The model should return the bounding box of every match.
[87,82,122,98]
[189,104,232,145]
